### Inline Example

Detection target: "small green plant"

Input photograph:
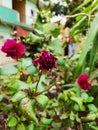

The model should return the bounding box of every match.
[0,39,98,130]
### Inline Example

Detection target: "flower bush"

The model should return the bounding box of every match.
[0,36,98,130]
[0,10,98,130]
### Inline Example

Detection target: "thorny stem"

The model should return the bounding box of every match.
[35,71,42,92]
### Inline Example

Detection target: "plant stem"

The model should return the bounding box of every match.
[79,121,83,130]
[66,13,90,18]
[35,71,42,92]
[36,82,56,96]
[76,85,81,97]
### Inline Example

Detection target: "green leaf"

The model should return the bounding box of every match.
[70,53,80,60]
[89,124,98,130]
[10,91,26,102]
[58,92,68,101]
[72,0,91,13]
[25,33,44,44]
[11,80,29,91]
[49,39,63,56]
[63,84,77,88]
[57,58,65,66]
[20,98,38,124]
[17,123,25,130]
[81,93,94,103]
[27,123,34,130]
[85,97,94,103]
[10,127,17,130]
[21,58,32,67]
[81,93,88,98]
[1,104,13,111]
[27,65,37,76]
[34,28,44,36]
[73,104,80,111]
[70,96,85,111]
[0,95,3,102]
[0,66,18,75]
[7,117,17,127]
[37,74,47,92]
[41,117,52,125]
[60,113,68,120]
[52,28,60,38]
[70,16,87,36]
[89,33,98,75]
[82,113,97,122]
[52,122,62,130]
[74,13,98,78]
[69,111,75,121]
[17,58,32,70]
[36,94,49,107]
[88,104,98,113]
[42,23,56,33]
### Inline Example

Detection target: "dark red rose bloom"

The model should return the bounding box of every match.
[77,74,91,90]
[33,50,57,71]
[1,39,25,59]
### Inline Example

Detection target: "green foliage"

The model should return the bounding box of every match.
[0,94,3,102]
[0,65,18,75]
[49,39,63,55]
[89,33,98,76]
[42,23,57,33]
[57,57,65,66]
[10,91,26,102]
[16,123,25,130]
[10,80,29,91]
[20,98,38,124]
[0,56,98,130]
[27,65,37,76]
[7,117,18,127]
[70,0,98,35]
[74,13,98,78]
[27,123,34,130]
[0,1,98,130]
[36,94,49,107]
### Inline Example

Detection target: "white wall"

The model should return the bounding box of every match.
[0,24,17,67]
[26,0,38,25]
[2,0,12,9]
[0,24,12,40]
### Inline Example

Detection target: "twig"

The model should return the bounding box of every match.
[36,82,56,96]
[66,13,90,18]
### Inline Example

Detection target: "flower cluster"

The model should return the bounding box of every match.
[33,50,57,71]
[1,39,25,59]
[77,74,91,90]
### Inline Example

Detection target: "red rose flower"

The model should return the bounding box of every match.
[77,74,91,90]
[33,50,57,71]
[1,39,25,59]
